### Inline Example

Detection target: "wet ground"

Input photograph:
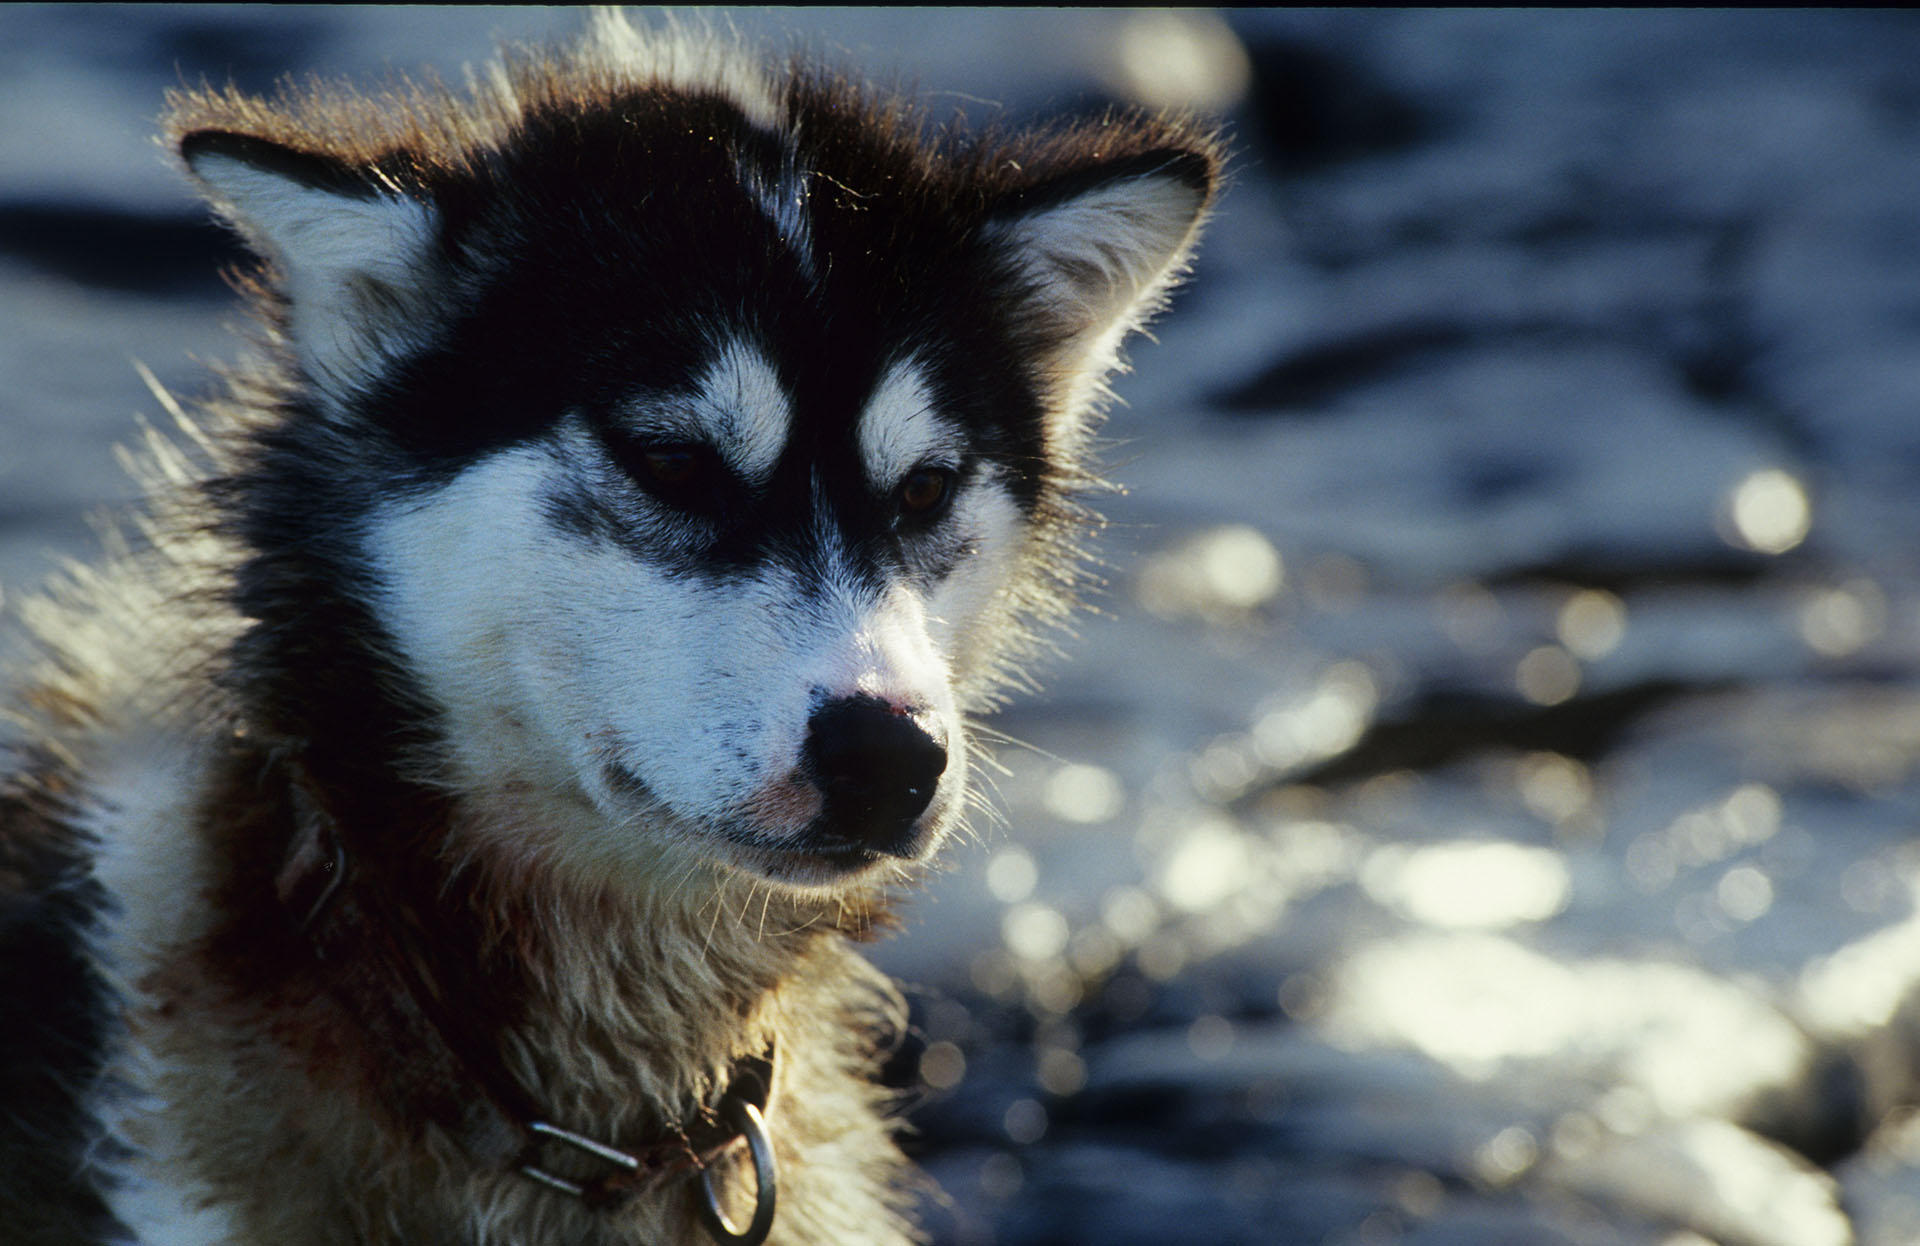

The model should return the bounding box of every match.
[7,9,1920,1245]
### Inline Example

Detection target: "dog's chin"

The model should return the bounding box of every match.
[717,827,941,891]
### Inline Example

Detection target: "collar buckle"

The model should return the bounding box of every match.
[697,1093,777,1245]
[518,1120,645,1200]
[518,1089,777,1245]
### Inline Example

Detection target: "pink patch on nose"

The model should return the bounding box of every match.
[738,769,824,835]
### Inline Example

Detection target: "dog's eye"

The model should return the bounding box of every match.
[639,445,702,488]
[612,440,730,515]
[896,466,955,520]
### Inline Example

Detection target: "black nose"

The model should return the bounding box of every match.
[803,696,947,854]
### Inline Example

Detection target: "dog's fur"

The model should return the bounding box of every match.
[0,13,1218,1244]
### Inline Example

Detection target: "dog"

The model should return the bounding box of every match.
[0,12,1218,1243]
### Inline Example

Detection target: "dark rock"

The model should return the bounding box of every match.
[0,204,241,299]
[1232,31,1434,173]
[1261,679,1721,792]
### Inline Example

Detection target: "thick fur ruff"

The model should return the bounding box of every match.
[0,13,1218,1244]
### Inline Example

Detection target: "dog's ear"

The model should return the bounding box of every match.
[983,148,1217,426]
[181,130,443,400]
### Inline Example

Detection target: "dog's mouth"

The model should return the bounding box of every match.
[784,841,892,877]
[719,823,938,887]
[594,756,947,886]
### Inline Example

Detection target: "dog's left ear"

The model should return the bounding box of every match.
[983,147,1217,420]
[179,129,444,402]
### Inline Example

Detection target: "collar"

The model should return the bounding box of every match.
[271,764,778,1242]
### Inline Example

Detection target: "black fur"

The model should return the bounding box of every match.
[0,752,124,1246]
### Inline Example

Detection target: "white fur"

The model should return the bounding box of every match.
[924,466,1026,685]
[856,360,959,489]
[611,341,794,483]
[694,340,793,482]
[802,481,968,728]
[82,734,217,994]
[990,173,1206,336]
[98,1106,237,1246]
[587,9,785,134]
[851,363,1036,701]
[75,732,235,1246]
[987,171,1210,438]
[366,419,989,885]
[182,151,440,401]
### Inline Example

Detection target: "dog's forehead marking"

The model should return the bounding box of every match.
[673,339,793,482]
[857,359,960,487]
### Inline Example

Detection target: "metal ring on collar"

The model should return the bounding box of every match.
[698,1096,777,1246]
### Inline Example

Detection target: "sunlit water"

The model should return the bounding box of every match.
[9,8,1920,1245]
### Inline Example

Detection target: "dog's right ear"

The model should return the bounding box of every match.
[181,130,444,400]
[981,144,1218,450]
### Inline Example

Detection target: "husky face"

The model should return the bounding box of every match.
[173,20,1216,892]
[370,343,1021,888]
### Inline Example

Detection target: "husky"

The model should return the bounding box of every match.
[0,12,1217,1245]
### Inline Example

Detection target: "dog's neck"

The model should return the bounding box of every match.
[198,739,878,1167]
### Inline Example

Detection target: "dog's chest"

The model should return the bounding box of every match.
[73,730,238,1243]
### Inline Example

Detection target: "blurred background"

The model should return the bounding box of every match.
[6,8,1920,1244]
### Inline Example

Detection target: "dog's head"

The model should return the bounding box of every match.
[174,16,1218,892]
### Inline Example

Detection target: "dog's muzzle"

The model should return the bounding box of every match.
[802,694,947,856]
